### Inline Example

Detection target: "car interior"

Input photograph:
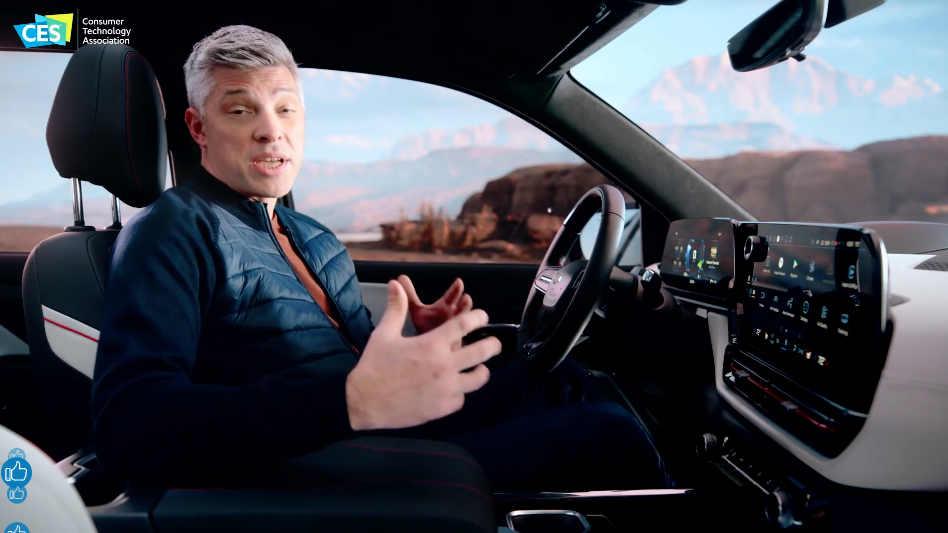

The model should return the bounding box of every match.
[1,1,948,532]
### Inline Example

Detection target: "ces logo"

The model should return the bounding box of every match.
[13,13,74,48]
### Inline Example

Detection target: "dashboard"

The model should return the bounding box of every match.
[657,218,948,492]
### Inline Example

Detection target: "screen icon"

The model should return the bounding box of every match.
[7,485,26,504]
[778,257,784,268]
[786,297,794,308]
[710,246,718,259]
[765,256,771,267]
[809,260,816,273]
[802,301,810,314]
[821,306,828,319]
[848,265,856,280]
[2,457,32,487]
[817,356,827,366]
[841,313,850,325]
[792,259,799,269]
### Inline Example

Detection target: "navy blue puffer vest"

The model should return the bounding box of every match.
[91,166,374,481]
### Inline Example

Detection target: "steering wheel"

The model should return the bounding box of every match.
[518,184,627,373]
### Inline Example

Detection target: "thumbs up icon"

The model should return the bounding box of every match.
[8,487,24,500]
[6,525,29,533]
[3,461,28,482]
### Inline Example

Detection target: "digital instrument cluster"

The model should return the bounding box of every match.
[659,218,737,298]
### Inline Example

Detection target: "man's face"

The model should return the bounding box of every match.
[187,65,304,202]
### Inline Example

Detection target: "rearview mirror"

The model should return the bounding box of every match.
[727,0,826,73]
[728,0,887,73]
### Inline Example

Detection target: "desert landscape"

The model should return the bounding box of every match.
[3,51,945,259]
[2,135,945,260]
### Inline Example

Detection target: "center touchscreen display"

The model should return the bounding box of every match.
[737,223,885,403]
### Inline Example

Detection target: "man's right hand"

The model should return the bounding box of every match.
[346,280,502,431]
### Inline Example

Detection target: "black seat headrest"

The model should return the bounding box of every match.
[46,44,167,208]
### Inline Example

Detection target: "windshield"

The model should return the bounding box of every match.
[572,0,948,224]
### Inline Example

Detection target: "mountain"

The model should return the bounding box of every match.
[287,146,582,231]
[0,180,142,227]
[386,113,833,161]
[387,116,567,160]
[640,122,834,159]
[373,135,948,260]
[688,135,948,224]
[626,52,948,149]
[4,136,945,241]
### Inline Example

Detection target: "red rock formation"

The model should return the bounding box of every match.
[376,135,948,259]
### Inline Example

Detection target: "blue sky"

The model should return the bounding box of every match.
[1,0,946,206]
[573,0,948,107]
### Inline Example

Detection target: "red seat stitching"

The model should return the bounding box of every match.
[43,317,98,343]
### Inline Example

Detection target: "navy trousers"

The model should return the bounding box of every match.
[377,357,668,491]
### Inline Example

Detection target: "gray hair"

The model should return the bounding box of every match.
[184,25,304,120]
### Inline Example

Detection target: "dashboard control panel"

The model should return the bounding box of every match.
[659,219,892,456]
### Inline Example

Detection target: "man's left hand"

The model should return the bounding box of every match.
[398,275,473,336]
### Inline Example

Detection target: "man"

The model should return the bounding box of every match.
[91,25,666,490]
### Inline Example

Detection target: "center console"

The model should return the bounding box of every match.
[653,218,902,528]
[660,219,891,458]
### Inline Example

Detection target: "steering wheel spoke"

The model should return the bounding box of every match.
[534,267,561,294]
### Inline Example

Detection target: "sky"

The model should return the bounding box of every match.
[1,0,946,206]
[572,0,948,108]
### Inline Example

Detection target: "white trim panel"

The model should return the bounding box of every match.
[41,305,99,379]
[712,253,948,491]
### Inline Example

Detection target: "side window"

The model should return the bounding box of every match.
[0,51,171,253]
[297,68,639,264]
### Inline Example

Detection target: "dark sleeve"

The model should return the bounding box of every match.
[90,199,354,483]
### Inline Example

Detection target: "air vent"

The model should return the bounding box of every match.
[915,250,948,272]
